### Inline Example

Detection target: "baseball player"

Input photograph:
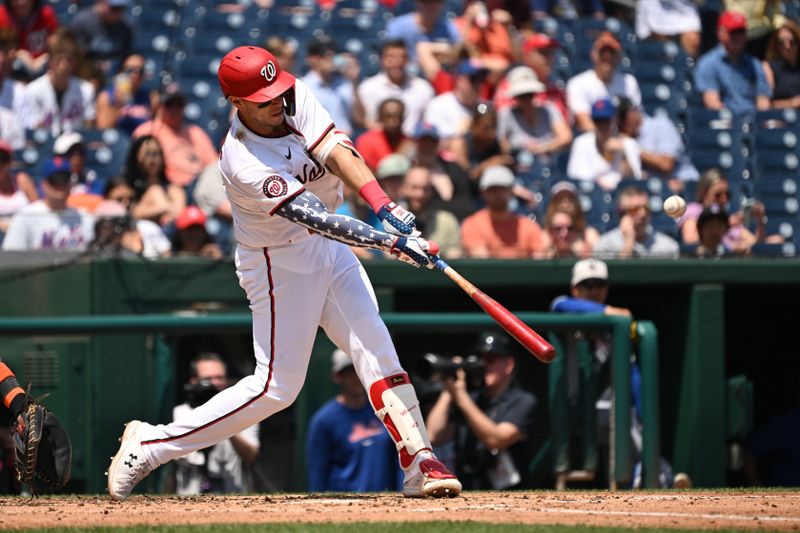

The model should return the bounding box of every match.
[107,46,461,499]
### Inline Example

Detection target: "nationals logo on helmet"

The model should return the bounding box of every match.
[263,175,288,198]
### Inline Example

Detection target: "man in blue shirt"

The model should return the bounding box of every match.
[300,36,356,135]
[694,10,771,116]
[386,0,461,66]
[306,350,402,492]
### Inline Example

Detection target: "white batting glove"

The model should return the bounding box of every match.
[377,202,421,237]
[389,236,440,269]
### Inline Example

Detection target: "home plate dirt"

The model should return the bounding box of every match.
[1,491,800,530]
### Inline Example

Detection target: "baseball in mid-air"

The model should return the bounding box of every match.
[663,195,687,218]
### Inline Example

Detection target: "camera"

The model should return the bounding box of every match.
[414,353,486,390]
[184,379,218,408]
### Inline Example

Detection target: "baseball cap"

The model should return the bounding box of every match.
[331,349,354,373]
[550,180,578,198]
[456,59,489,79]
[593,31,621,52]
[505,66,545,98]
[175,206,207,230]
[307,35,338,56]
[718,10,747,31]
[218,46,296,103]
[376,154,411,180]
[571,258,609,286]
[523,34,558,54]
[479,165,515,190]
[474,331,512,357]
[42,157,71,182]
[591,98,616,120]
[413,122,439,140]
[53,132,84,156]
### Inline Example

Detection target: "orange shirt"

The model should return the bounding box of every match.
[461,208,545,259]
[133,119,218,187]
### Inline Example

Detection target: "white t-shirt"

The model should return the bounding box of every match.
[0,106,24,150]
[567,131,642,190]
[357,72,434,137]
[136,219,171,259]
[218,78,343,249]
[23,74,96,136]
[422,91,473,139]
[566,69,641,117]
[173,403,260,495]
[0,78,27,118]
[636,0,700,40]
[2,200,94,251]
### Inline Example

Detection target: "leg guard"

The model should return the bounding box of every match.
[368,373,432,469]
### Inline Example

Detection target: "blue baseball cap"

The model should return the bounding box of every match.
[413,122,439,140]
[42,156,71,181]
[456,59,489,78]
[591,98,616,120]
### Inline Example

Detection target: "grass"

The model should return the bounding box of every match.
[15,524,784,533]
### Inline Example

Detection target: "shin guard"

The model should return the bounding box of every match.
[368,373,432,469]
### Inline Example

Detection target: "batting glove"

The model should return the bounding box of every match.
[389,236,440,269]
[377,202,420,237]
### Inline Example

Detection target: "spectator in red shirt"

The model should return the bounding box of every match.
[355,98,413,172]
[0,0,58,78]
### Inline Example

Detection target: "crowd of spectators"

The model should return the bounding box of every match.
[0,0,798,260]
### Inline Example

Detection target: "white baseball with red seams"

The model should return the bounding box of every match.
[663,195,687,218]
[115,77,459,498]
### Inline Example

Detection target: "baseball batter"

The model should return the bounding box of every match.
[107,46,461,500]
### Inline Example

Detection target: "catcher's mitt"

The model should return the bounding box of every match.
[12,391,72,493]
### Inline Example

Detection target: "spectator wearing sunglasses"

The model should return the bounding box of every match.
[132,83,217,187]
[96,53,155,135]
[677,168,770,254]
[594,185,679,259]
[540,207,591,259]
[2,157,94,251]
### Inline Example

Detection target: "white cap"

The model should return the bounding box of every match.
[479,165,515,190]
[331,349,353,373]
[505,66,546,98]
[53,132,84,156]
[571,258,608,286]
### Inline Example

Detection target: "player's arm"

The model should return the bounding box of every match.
[276,189,438,268]
[311,131,418,237]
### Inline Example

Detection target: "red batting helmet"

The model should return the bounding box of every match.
[217,46,295,103]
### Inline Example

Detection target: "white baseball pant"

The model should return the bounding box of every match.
[136,234,407,467]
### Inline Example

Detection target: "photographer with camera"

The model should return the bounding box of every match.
[172,353,260,495]
[424,332,537,490]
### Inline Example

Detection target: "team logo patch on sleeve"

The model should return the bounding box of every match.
[263,175,288,198]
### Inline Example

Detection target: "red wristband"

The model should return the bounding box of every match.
[359,180,392,214]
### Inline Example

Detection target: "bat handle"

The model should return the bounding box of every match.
[432,255,449,272]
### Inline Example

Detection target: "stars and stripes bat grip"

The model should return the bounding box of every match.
[432,257,556,364]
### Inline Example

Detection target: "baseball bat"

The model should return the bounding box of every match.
[432,257,556,363]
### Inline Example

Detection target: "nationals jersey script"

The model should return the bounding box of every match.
[218,78,344,248]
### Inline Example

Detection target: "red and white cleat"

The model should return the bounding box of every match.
[402,457,462,498]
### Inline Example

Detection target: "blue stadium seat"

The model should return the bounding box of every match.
[81,129,131,181]
[572,17,635,63]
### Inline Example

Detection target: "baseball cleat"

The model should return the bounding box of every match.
[107,421,155,501]
[402,457,462,498]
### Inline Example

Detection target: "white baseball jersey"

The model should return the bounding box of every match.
[23,74,96,136]
[219,78,343,249]
[135,79,413,473]
[1,201,94,251]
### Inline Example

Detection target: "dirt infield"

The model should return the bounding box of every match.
[1,491,800,531]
